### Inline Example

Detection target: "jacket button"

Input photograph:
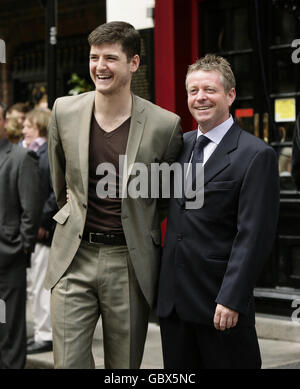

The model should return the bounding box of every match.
[83,204,87,209]
[79,234,82,239]
[177,234,183,241]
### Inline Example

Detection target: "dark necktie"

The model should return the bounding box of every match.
[190,135,210,181]
[191,135,210,165]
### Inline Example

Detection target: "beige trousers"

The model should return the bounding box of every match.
[27,243,52,342]
[50,240,149,369]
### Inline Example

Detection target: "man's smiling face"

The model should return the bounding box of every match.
[89,42,139,96]
[186,70,236,133]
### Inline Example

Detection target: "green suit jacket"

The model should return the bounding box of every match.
[45,91,182,308]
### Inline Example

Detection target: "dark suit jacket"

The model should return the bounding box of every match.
[157,122,280,327]
[0,138,43,271]
[36,142,58,245]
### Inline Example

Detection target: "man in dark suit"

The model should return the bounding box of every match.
[22,108,57,354]
[157,55,280,369]
[0,102,43,368]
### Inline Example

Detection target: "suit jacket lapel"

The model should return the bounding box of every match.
[0,139,12,171]
[178,122,241,207]
[175,130,197,206]
[121,94,146,200]
[179,130,197,166]
[78,92,95,200]
[203,122,241,185]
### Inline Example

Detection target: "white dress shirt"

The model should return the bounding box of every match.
[196,115,234,165]
[22,137,47,152]
[186,115,234,180]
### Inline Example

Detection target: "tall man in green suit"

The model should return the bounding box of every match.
[45,21,182,369]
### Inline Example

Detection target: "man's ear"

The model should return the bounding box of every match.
[227,88,236,107]
[130,54,140,73]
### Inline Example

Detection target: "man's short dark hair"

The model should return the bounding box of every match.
[88,21,141,61]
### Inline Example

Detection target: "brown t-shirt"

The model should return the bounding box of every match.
[84,115,130,233]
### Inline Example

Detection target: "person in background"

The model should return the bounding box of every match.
[279,146,294,190]
[22,108,57,354]
[5,117,23,144]
[157,55,280,369]
[0,102,43,368]
[6,102,29,126]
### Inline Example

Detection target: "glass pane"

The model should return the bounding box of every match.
[274,122,295,143]
[231,7,252,51]
[271,7,298,45]
[292,247,300,277]
[270,49,298,94]
[230,54,253,97]
[203,5,251,53]
[278,146,295,190]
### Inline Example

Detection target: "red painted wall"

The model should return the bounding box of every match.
[154,0,206,239]
[154,0,206,132]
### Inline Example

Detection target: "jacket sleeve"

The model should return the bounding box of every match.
[48,99,67,209]
[157,117,183,222]
[40,176,58,230]
[18,151,44,252]
[215,146,280,315]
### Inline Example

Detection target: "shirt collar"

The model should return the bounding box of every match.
[23,137,47,152]
[197,115,234,145]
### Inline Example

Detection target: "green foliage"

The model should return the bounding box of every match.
[67,73,93,95]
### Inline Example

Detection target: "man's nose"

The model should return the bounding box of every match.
[96,57,107,70]
[195,90,206,101]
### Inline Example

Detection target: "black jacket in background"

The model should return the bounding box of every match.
[0,138,43,271]
[36,141,58,246]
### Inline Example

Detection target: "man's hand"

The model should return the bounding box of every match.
[213,304,239,331]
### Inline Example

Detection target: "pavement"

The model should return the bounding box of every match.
[24,304,300,370]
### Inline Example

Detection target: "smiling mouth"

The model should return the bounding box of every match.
[96,74,112,80]
[195,106,212,111]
